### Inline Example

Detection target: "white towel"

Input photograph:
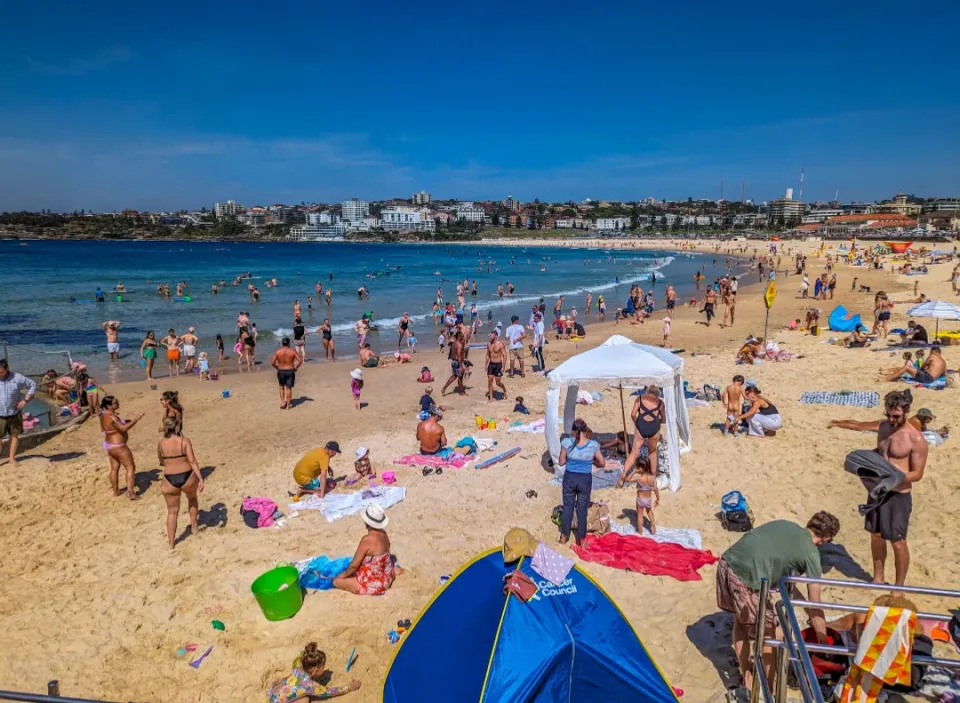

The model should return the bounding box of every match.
[289,486,406,523]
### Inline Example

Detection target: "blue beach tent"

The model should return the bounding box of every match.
[828,304,863,332]
[382,548,679,702]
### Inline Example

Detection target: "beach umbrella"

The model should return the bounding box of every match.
[905,300,960,338]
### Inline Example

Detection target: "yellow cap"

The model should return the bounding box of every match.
[502,528,538,563]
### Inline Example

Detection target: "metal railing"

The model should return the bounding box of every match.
[751,576,960,702]
[0,680,128,702]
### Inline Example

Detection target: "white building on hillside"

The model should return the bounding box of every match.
[595,217,629,230]
[306,211,334,226]
[456,203,486,222]
[412,190,432,205]
[342,198,369,222]
[289,223,347,241]
[381,206,435,231]
[215,200,244,219]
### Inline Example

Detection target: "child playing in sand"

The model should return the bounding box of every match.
[615,307,622,325]
[662,316,671,347]
[198,352,210,380]
[350,369,363,411]
[267,641,360,702]
[513,396,530,414]
[622,455,660,534]
[347,446,375,485]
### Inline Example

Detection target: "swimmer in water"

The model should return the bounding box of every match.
[325,289,332,305]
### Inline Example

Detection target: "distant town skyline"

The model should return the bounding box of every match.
[1,1,959,212]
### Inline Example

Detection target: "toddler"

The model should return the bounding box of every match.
[267,641,360,703]
[198,351,210,379]
[513,396,530,414]
[662,316,671,347]
[623,456,660,534]
[438,332,446,351]
[350,368,364,411]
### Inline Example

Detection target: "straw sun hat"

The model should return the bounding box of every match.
[362,504,389,529]
[350,368,363,381]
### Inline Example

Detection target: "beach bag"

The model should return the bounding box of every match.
[550,502,610,535]
[703,384,722,401]
[720,490,754,532]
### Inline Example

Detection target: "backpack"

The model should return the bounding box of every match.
[720,490,754,532]
[551,501,610,535]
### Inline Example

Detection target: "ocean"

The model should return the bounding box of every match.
[0,239,744,380]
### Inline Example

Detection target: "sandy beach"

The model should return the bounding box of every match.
[2,237,958,702]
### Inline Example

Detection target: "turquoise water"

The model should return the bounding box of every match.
[0,240,739,379]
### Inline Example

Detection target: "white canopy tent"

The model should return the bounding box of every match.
[545,335,691,491]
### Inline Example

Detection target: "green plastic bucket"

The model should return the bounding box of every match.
[251,565,303,621]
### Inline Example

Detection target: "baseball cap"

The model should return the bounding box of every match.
[325,441,341,453]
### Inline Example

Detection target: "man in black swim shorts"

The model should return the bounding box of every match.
[270,337,302,410]
[484,330,507,402]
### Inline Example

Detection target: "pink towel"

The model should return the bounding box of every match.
[241,496,278,528]
[393,454,474,468]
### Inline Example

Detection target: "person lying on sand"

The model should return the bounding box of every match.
[880,345,945,383]
[266,641,360,702]
[333,505,403,595]
[293,442,340,498]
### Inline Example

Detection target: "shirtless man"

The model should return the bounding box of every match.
[665,284,676,314]
[721,289,736,327]
[702,288,718,326]
[161,329,182,377]
[102,321,121,360]
[270,337,302,410]
[882,345,946,383]
[484,331,508,402]
[867,390,928,585]
[829,407,945,436]
[441,329,466,396]
[181,327,199,373]
[416,412,447,455]
[721,375,745,436]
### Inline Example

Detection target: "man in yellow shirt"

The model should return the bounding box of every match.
[294,441,340,497]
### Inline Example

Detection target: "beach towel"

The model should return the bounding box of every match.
[607,520,704,550]
[288,486,406,523]
[507,418,546,433]
[902,374,947,389]
[530,542,575,586]
[241,496,279,528]
[572,533,718,581]
[800,391,880,408]
[393,453,474,468]
[295,555,352,590]
[838,606,917,702]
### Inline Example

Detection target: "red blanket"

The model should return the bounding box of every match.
[573,533,718,581]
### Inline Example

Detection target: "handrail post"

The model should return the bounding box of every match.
[47,682,60,696]
[775,641,788,702]
[750,578,770,703]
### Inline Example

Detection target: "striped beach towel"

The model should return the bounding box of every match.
[800,391,880,408]
[838,606,916,702]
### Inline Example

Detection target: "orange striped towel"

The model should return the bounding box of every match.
[839,606,916,702]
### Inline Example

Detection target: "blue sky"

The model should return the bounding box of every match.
[1,0,958,211]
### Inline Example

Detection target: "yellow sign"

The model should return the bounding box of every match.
[764,280,777,309]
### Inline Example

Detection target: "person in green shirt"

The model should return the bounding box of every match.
[716,512,840,692]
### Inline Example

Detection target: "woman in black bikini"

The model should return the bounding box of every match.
[320,318,335,361]
[622,386,665,483]
[157,416,204,549]
[241,326,256,369]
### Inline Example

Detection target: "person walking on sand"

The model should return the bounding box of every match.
[271,337,303,410]
[99,395,144,500]
[441,329,466,396]
[319,318,335,360]
[161,329,181,377]
[721,289,736,327]
[0,359,37,466]
[505,315,526,378]
[102,320,121,360]
[484,331,508,402]
[292,318,306,361]
[140,331,159,380]
[350,368,364,411]
[702,287,717,326]
[158,417,204,549]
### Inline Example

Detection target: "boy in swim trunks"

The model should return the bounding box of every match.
[722,375,746,436]
[102,320,121,360]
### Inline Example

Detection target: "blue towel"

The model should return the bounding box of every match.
[902,375,947,390]
[296,555,352,590]
[800,391,880,408]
